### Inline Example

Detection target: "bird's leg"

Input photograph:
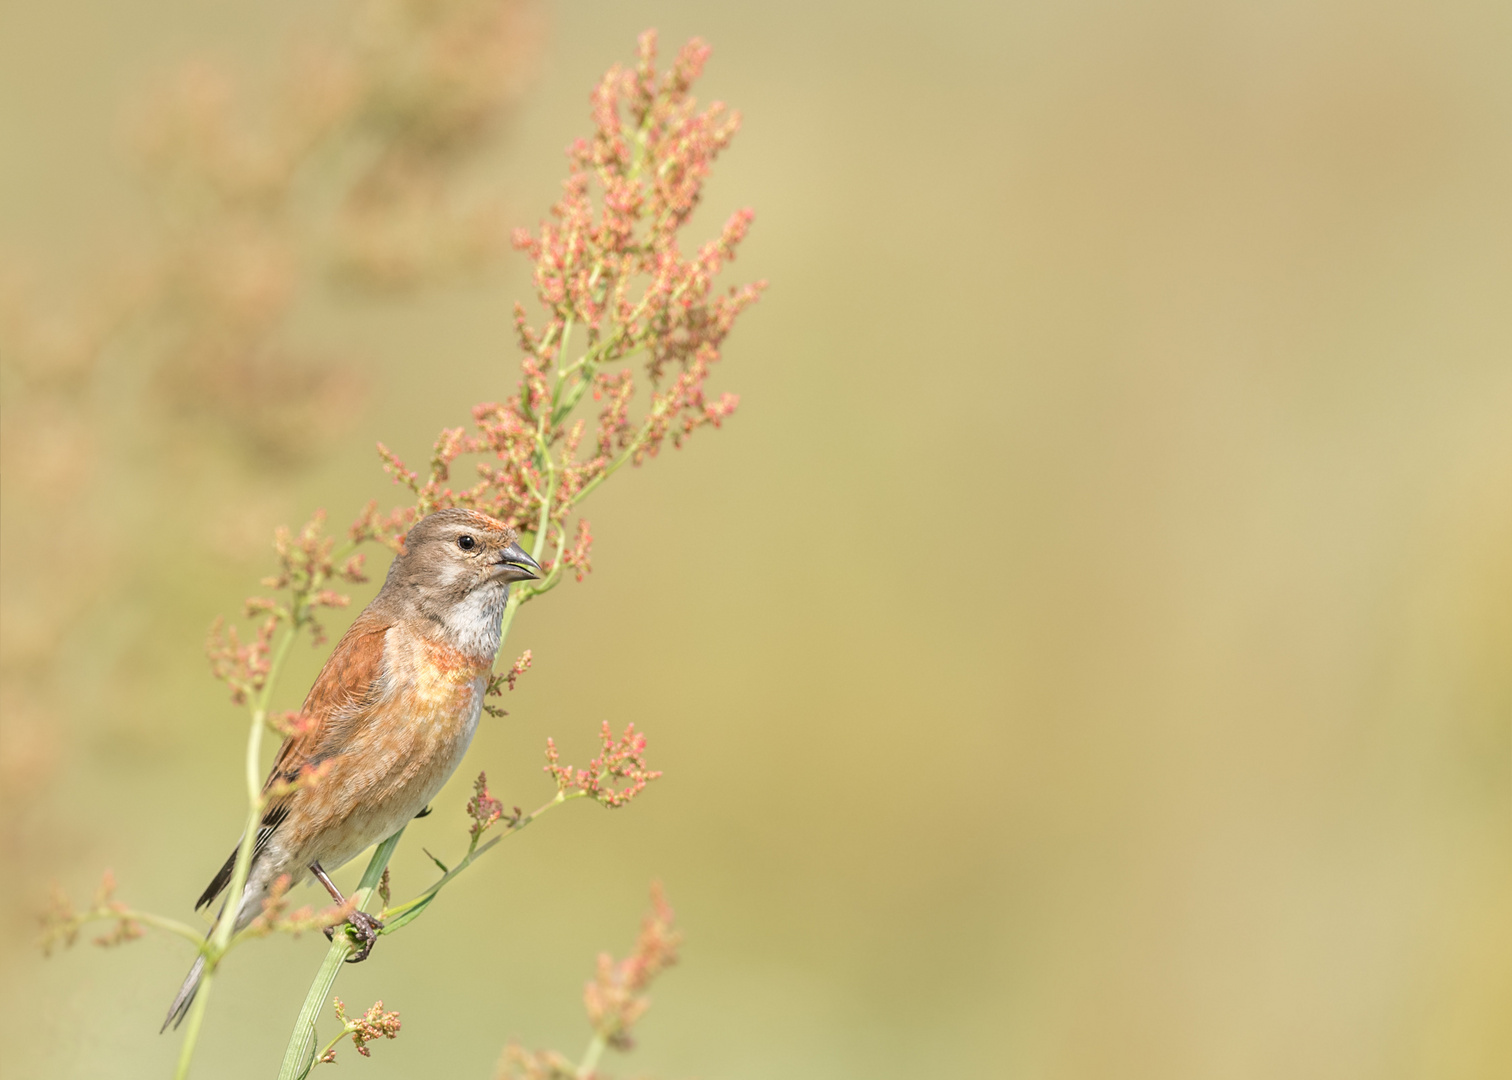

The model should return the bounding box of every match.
[310,862,345,904]
[311,861,384,963]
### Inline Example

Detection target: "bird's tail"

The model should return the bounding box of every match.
[162,951,207,1033]
[165,841,272,1032]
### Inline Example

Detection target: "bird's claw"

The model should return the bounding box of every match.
[322,910,384,962]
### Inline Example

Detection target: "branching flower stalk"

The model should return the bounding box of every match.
[41,30,758,1080]
[497,884,682,1080]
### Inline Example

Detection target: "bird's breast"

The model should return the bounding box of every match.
[288,626,493,870]
[382,628,490,757]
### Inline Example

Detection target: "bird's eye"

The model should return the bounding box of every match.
[457,535,476,551]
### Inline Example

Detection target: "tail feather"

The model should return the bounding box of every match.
[162,953,207,1032]
[171,831,278,1032]
[167,859,269,1032]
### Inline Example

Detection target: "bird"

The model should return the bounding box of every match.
[162,507,540,1031]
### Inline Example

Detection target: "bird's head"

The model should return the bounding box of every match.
[384,508,540,652]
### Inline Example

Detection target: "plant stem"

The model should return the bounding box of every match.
[569,409,661,508]
[172,971,212,1080]
[577,1033,608,1079]
[311,1028,348,1071]
[498,589,524,646]
[122,911,205,946]
[173,622,299,1079]
[379,789,576,930]
[276,830,405,1080]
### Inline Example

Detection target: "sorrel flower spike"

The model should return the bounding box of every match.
[373,30,764,581]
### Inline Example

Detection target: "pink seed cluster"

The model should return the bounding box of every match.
[321,997,402,1062]
[353,29,762,571]
[544,722,661,809]
[466,770,507,840]
[39,871,144,954]
[582,883,681,1051]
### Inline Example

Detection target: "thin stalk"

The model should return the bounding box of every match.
[172,622,299,1079]
[577,1033,608,1079]
[171,970,213,1080]
[531,466,557,566]
[524,520,571,600]
[121,911,206,947]
[380,789,578,928]
[554,258,699,410]
[66,907,206,948]
[534,314,572,456]
[552,271,600,385]
[312,1027,349,1071]
[569,408,662,509]
[497,589,524,647]
[277,830,405,1080]
[528,319,562,566]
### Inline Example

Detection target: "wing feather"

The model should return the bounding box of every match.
[193,612,391,911]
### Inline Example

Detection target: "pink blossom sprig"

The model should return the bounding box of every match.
[497,1045,577,1080]
[206,615,277,705]
[181,35,746,1070]
[497,884,682,1079]
[240,874,356,941]
[214,30,758,703]
[256,510,367,645]
[262,759,336,803]
[207,510,369,705]
[484,649,533,717]
[583,883,681,1051]
[348,498,416,553]
[268,709,318,739]
[363,30,761,597]
[466,771,508,840]
[545,722,661,808]
[40,872,143,953]
[317,997,402,1064]
[38,871,209,956]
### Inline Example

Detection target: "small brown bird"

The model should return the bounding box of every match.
[163,508,540,1030]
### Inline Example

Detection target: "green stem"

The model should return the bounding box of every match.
[172,622,299,1079]
[276,831,405,1080]
[120,910,206,947]
[523,519,571,600]
[577,1033,608,1079]
[531,467,557,566]
[380,789,576,930]
[498,589,524,646]
[569,407,662,509]
[172,970,212,1080]
[66,906,206,949]
[311,1027,349,1071]
[534,314,572,460]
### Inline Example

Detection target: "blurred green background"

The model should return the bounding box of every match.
[2,1,1509,1077]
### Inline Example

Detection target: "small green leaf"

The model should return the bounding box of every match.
[292,1022,319,1080]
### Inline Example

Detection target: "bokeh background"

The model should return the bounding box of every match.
[2,0,1509,1077]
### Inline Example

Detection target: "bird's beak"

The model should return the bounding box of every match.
[495,540,542,583]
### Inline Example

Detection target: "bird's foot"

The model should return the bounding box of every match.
[322,910,385,963]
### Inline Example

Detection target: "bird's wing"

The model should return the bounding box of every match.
[270,610,394,777]
[193,612,392,911]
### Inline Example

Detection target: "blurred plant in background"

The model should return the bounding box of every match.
[130,0,543,450]
[36,29,760,1078]
[497,884,681,1080]
[0,0,541,938]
